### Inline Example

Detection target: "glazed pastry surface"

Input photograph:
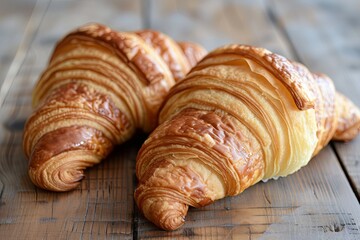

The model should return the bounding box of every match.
[23,23,207,191]
[135,44,360,230]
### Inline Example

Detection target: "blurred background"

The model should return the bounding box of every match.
[1,0,360,102]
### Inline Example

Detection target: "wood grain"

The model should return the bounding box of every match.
[0,0,42,107]
[269,0,360,197]
[0,134,139,239]
[0,0,37,88]
[145,0,292,54]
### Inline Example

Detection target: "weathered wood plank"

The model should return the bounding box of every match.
[269,0,360,197]
[145,0,292,55]
[135,0,360,239]
[0,0,142,239]
[0,0,37,85]
[0,0,39,105]
[0,134,139,239]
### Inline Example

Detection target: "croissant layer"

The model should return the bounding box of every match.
[23,23,207,191]
[135,44,360,230]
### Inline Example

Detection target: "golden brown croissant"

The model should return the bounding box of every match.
[134,44,360,230]
[23,23,207,191]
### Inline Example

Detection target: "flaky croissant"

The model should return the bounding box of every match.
[134,44,360,230]
[23,23,207,191]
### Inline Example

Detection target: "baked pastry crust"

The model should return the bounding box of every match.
[23,23,207,191]
[135,44,360,230]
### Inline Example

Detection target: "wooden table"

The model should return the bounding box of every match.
[1,0,359,239]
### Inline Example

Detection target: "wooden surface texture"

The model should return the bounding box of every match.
[0,0,359,239]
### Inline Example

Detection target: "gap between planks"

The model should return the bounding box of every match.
[0,0,50,108]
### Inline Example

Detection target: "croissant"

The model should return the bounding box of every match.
[134,44,360,230]
[22,23,207,191]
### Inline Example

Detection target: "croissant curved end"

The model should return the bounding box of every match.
[155,201,187,231]
[28,152,101,192]
[135,187,189,231]
[29,167,82,192]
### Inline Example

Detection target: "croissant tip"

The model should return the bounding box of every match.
[135,188,189,231]
[28,165,84,192]
[158,213,186,231]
